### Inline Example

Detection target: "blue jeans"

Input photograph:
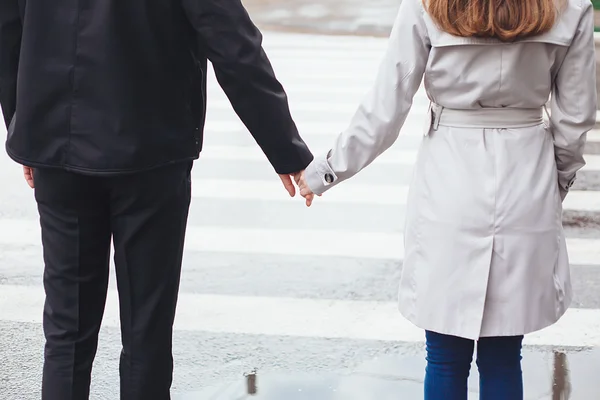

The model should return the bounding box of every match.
[424,331,524,400]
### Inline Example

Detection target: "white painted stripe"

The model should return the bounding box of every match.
[263,47,386,56]
[213,72,379,85]
[563,190,600,212]
[263,32,388,43]
[192,179,410,204]
[198,144,600,173]
[203,120,349,135]
[583,154,600,171]
[0,284,598,347]
[207,99,432,115]
[205,94,432,115]
[588,129,600,142]
[207,100,355,114]
[205,64,381,80]
[3,219,598,265]
[192,178,600,215]
[201,118,427,138]
[0,219,402,260]
[267,61,382,70]
[201,117,428,138]
[205,71,382,88]
[262,34,388,50]
[265,55,383,64]
[208,83,372,97]
[198,145,418,165]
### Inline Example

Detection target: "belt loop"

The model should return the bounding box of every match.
[432,104,443,130]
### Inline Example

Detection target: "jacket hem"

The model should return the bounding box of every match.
[5,144,199,176]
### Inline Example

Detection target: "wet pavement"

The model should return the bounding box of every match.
[179,348,600,399]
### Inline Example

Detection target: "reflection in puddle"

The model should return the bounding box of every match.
[552,352,570,400]
[241,351,575,399]
[245,369,257,395]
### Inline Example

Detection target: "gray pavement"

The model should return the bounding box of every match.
[1,31,600,400]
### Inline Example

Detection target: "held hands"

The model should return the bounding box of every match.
[294,171,317,207]
[278,171,317,207]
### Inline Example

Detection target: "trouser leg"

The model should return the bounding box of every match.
[109,162,192,400]
[35,169,112,400]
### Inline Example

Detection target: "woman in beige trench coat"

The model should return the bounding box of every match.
[296,0,597,398]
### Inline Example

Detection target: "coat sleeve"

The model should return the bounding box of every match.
[0,0,22,129]
[549,1,597,200]
[304,0,431,195]
[181,0,313,175]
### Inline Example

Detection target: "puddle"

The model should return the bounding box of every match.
[175,348,600,399]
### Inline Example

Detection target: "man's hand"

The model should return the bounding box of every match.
[278,174,297,197]
[23,166,34,188]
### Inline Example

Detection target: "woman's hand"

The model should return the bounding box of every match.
[294,171,317,207]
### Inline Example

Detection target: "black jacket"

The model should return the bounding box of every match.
[0,0,313,175]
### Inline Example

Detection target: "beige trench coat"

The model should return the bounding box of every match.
[304,0,597,340]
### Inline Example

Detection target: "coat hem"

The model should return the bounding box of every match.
[399,299,571,340]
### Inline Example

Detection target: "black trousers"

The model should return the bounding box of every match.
[33,162,192,400]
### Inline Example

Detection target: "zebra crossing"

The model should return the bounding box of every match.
[0,31,599,398]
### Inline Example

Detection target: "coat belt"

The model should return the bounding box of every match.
[429,103,546,130]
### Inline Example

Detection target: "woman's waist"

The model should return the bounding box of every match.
[428,103,545,130]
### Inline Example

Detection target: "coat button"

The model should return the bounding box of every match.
[324,173,334,184]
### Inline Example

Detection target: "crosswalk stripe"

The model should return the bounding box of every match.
[190,178,600,213]
[0,220,400,259]
[202,120,351,134]
[1,219,599,265]
[209,67,383,82]
[208,83,372,96]
[266,56,383,66]
[199,145,418,164]
[198,143,600,173]
[0,284,597,347]
[207,99,387,114]
[562,190,600,212]
[261,41,387,51]
[261,35,389,51]
[202,117,425,137]
[192,179,409,203]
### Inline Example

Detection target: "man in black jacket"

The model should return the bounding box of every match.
[0,1,314,399]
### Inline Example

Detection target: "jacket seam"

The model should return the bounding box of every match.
[65,0,84,166]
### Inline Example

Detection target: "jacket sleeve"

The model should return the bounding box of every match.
[181,0,313,175]
[304,0,431,195]
[0,0,22,129]
[549,1,597,201]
